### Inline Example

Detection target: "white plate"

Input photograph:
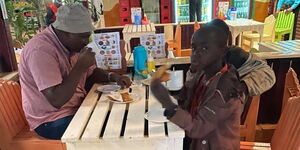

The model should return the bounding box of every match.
[167,86,182,91]
[142,78,151,86]
[107,93,141,104]
[144,109,169,123]
[97,85,121,93]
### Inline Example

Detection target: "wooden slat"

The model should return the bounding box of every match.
[128,25,134,33]
[5,82,26,124]
[81,97,110,141]
[103,102,126,139]
[142,25,146,32]
[0,82,23,135]
[61,84,99,142]
[146,24,151,32]
[147,90,166,138]
[124,87,146,139]
[132,25,137,32]
[137,25,142,32]
[0,84,15,136]
[167,122,184,138]
[123,25,129,33]
[150,23,156,32]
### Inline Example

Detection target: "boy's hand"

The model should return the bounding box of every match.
[150,79,177,110]
[152,65,171,82]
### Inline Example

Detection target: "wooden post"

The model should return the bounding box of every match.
[0,3,18,72]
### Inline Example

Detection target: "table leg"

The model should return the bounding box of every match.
[123,38,131,53]
[259,32,263,43]
[232,35,237,46]
[238,33,242,47]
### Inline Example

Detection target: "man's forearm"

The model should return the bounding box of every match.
[42,64,86,108]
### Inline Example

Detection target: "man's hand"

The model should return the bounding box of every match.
[275,10,280,17]
[286,8,293,14]
[150,79,177,110]
[76,47,96,71]
[110,74,131,88]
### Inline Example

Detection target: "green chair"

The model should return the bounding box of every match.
[275,11,295,41]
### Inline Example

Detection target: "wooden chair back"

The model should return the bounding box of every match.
[164,24,174,42]
[275,11,295,30]
[282,68,300,111]
[271,96,300,150]
[173,23,182,56]
[0,80,27,145]
[0,79,66,150]
[240,96,261,142]
[166,23,182,57]
[263,15,276,39]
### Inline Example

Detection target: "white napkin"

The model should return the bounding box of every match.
[106,92,123,102]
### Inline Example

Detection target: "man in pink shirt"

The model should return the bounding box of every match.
[19,4,131,140]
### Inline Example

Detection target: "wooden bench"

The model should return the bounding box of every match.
[0,79,66,150]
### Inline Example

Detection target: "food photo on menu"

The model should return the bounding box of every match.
[140,33,166,58]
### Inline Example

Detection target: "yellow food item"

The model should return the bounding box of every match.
[152,64,171,82]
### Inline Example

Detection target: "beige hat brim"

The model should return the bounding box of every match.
[53,19,95,33]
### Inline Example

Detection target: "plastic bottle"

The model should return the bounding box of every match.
[147,55,155,73]
[230,7,237,20]
[134,14,142,25]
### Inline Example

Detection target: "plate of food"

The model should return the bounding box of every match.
[106,92,141,104]
[97,85,121,93]
[144,109,168,123]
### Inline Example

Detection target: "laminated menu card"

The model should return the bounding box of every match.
[140,33,166,59]
[87,32,122,70]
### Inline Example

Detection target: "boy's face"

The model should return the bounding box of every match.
[190,28,227,72]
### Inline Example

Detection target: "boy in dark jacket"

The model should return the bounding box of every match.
[151,24,243,150]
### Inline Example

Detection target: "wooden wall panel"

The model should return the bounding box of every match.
[295,11,300,40]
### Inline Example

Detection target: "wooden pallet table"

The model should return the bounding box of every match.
[62,83,184,150]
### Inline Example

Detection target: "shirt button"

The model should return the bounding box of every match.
[202,140,207,144]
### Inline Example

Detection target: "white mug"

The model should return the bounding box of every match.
[166,70,183,91]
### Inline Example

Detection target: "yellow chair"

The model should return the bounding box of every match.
[242,15,276,49]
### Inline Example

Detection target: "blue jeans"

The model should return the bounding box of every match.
[35,115,74,140]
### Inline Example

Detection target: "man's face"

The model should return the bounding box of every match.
[66,32,91,53]
[190,29,227,72]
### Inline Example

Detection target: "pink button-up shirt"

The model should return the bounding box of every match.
[19,26,95,130]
